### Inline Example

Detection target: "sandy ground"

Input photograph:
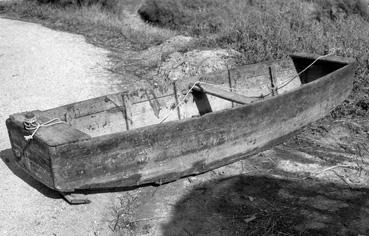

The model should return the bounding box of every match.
[0,17,124,236]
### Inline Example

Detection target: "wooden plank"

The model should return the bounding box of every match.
[228,69,235,108]
[269,65,279,96]
[193,83,259,104]
[192,88,213,115]
[230,71,271,98]
[272,58,301,94]
[6,119,54,188]
[173,82,181,120]
[121,94,131,130]
[229,59,300,99]
[61,193,90,204]
[43,92,127,121]
[129,95,178,129]
[174,70,229,92]
[69,110,127,137]
[43,87,174,122]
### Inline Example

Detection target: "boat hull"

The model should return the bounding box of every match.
[6,54,356,192]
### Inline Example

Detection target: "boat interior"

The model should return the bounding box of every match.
[40,55,350,138]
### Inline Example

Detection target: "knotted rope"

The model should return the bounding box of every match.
[160,81,201,123]
[24,117,65,141]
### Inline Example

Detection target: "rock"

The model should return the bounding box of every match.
[157,48,241,82]
[141,35,193,64]
[124,35,194,71]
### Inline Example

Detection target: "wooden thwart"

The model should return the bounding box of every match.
[192,83,260,105]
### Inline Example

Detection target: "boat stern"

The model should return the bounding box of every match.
[5,110,91,192]
[6,114,55,189]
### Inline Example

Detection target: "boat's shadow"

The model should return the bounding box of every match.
[160,174,369,236]
[0,148,61,198]
[0,148,144,200]
[153,119,369,235]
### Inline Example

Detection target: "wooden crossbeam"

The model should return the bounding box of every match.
[192,83,259,105]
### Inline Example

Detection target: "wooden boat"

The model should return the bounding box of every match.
[6,53,355,203]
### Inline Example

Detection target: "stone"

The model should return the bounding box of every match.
[157,48,241,82]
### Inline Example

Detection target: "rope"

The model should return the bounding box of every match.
[159,81,201,124]
[276,49,337,92]
[24,118,66,141]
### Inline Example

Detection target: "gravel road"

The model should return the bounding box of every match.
[0,17,123,236]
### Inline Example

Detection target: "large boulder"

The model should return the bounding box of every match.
[116,35,194,79]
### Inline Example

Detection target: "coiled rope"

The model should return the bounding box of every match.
[24,116,65,141]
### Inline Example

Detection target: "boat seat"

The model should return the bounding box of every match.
[190,83,260,115]
[192,83,260,104]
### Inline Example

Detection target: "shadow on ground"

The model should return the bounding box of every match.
[0,148,60,199]
[0,148,157,202]
[161,175,369,236]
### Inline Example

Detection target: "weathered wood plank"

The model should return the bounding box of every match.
[177,71,233,118]
[43,92,126,121]
[6,119,54,188]
[121,94,132,130]
[173,82,181,120]
[129,95,178,129]
[269,64,279,96]
[192,88,213,115]
[43,88,174,125]
[9,112,91,146]
[272,58,301,94]
[230,64,271,98]
[194,83,260,104]
[69,110,127,137]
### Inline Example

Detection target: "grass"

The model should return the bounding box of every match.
[0,0,174,51]
[139,0,368,61]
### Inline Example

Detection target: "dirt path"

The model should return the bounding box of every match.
[0,17,123,236]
